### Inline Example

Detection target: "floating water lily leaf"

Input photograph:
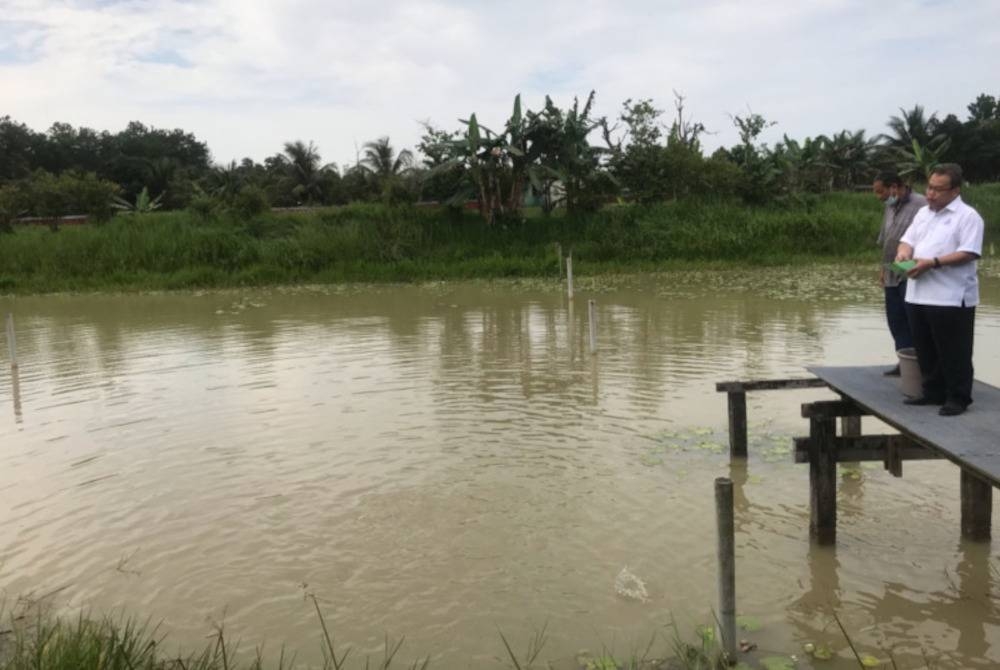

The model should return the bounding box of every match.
[813,644,833,660]
[736,615,762,632]
[759,656,795,670]
[860,654,882,667]
[639,452,664,467]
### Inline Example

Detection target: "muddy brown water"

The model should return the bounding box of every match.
[2,266,1000,669]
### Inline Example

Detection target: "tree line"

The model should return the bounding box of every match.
[0,91,998,226]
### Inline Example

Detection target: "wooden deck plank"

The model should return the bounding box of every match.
[808,365,1000,487]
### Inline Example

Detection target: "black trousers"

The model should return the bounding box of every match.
[904,302,975,406]
[884,281,913,351]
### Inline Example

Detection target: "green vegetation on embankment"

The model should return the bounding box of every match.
[1,186,998,295]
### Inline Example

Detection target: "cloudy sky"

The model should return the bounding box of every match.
[1,0,998,168]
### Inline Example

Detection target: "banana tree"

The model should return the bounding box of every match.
[773,135,831,193]
[819,130,877,190]
[113,186,163,214]
[526,91,614,214]
[895,137,952,180]
[426,95,543,223]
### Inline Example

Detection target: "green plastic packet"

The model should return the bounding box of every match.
[891,259,917,275]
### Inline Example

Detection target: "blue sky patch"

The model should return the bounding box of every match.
[0,20,45,65]
[136,48,193,68]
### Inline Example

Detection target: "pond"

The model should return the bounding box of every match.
[2,265,1000,669]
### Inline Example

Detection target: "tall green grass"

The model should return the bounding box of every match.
[0,598,429,670]
[1,187,997,294]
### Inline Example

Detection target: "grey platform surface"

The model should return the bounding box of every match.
[808,365,1000,487]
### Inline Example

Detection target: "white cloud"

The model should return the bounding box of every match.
[1,0,998,167]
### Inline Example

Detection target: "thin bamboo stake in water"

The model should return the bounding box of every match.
[715,477,737,663]
[567,299,575,362]
[588,299,597,355]
[5,313,16,370]
[11,364,21,421]
[566,254,574,300]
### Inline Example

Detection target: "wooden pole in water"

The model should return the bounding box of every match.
[727,391,748,459]
[566,254,574,300]
[809,415,837,545]
[715,477,737,664]
[588,300,597,355]
[961,469,992,541]
[5,313,16,370]
[556,243,563,278]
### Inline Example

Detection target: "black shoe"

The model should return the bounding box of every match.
[903,396,944,406]
[883,365,901,377]
[939,403,967,416]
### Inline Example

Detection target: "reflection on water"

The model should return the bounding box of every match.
[10,364,21,422]
[1,267,1000,669]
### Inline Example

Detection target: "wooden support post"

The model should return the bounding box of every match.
[885,435,904,477]
[840,408,861,470]
[809,415,837,545]
[715,477,737,663]
[727,391,747,459]
[961,469,992,542]
[840,415,861,437]
[556,243,562,278]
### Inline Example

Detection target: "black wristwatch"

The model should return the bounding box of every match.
[933,257,941,268]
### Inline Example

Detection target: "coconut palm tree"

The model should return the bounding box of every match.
[360,137,413,180]
[360,137,415,203]
[207,160,243,199]
[884,105,934,148]
[281,140,336,205]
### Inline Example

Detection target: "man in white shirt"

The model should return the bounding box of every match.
[896,163,984,416]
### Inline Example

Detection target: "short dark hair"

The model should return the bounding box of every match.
[930,163,963,188]
[874,171,903,187]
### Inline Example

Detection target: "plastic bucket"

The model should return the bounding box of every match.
[897,347,922,398]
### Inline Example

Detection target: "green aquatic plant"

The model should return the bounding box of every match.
[497,622,548,670]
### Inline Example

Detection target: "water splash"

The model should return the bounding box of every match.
[614,566,649,602]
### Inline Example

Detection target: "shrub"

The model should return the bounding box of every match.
[187,193,222,221]
[3,170,120,222]
[230,184,270,219]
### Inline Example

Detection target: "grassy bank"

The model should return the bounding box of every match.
[1,186,998,294]
[0,604,849,670]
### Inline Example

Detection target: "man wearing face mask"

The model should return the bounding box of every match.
[874,171,926,375]
[896,163,984,416]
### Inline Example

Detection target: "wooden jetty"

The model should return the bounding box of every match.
[717,366,1000,545]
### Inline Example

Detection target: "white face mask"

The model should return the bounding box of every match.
[885,195,898,206]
